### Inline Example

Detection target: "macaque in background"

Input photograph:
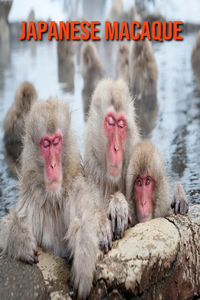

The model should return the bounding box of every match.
[135,95,158,139]
[80,41,105,121]
[57,38,75,93]
[4,81,37,145]
[108,0,123,22]
[84,78,140,252]
[120,6,141,24]
[0,98,98,299]
[115,41,129,83]
[126,140,189,226]
[129,38,158,100]
[191,31,200,81]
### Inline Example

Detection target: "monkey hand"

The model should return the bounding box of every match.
[107,192,131,240]
[171,182,189,215]
[0,211,38,264]
[94,207,112,254]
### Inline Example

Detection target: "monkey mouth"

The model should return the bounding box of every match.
[108,163,121,177]
[46,180,62,192]
[138,213,152,223]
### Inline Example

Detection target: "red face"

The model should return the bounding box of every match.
[104,109,126,177]
[40,130,62,192]
[134,175,154,223]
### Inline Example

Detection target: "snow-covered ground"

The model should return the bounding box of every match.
[8,0,200,24]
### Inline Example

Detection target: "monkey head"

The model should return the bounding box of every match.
[126,140,170,224]
[85,78,139,182]
[22,97,80,195]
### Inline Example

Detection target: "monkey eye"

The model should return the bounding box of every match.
[146,178,151,185]
[137,180,142,187]
[53,137,61,146]
[107,116,115,126]
[42,140,50,148]
[118,120,124,128]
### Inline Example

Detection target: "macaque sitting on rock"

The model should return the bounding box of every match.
[126,139,189,225]
[84,78,140,251]
[0,97,98,299]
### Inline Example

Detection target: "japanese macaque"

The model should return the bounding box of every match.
[115,41,129,83]
[129,38,158,100]
[57,38,75,93]
[80,41,105,120]
[0,98,98,299]
[4,82,37,144]
[191,30,200,76]
[84,78,140,251]
[126,140,189,225]
[108,0,123,22]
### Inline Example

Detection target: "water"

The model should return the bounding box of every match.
[0,31,199,218]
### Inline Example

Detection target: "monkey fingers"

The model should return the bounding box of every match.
[94,208,112,253]
[108,192,129,240]
[172,182,189,215]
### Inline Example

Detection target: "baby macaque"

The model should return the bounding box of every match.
[126,140,189,225]
[84,78,140,251]
[0,97,98,299]
[129,38,158,100]
[4,81,37,144]
[80,41,105,120]
[115,41,129,83]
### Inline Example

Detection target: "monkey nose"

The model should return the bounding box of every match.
[51,162,56,169]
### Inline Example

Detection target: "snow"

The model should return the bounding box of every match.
[8,0,200,24]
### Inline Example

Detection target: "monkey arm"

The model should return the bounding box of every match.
[0,210,38,264]
[94,206,113,254]
[171,182,189,215]
[107,191,132,240]
[64,177,98,300]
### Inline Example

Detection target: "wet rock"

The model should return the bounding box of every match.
[37,248,72,298]
[0,255,46,300]
[90,215,200,299]
[189,204,200,223]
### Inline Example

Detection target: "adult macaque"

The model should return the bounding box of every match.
[115,41,129,83]
[126,140,189,225]
[0,98,98,299]
[4,82,37,144]
[84,78,140,251]
[129,38,158,100]
[80,41,105,120]
[57,38,75,93]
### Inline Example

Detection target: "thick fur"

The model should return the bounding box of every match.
[0,97,98,299]
[115,41,129,83]
[80,41,105,120]
[84,78,140,245]
[4,82,37,144]
[126,140,188,226]
[129,38,158,99]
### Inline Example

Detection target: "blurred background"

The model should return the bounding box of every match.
[0,0,200,217]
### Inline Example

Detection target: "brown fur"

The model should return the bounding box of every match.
[191,30,200,73]
[126,140,188,226]
[108,0,123,22]
[4,82,37,144]
[129,38,158,99]
[115,41,129,83]
[84,78,140,244]
[0,97,98,299]
[80,41,105,120]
